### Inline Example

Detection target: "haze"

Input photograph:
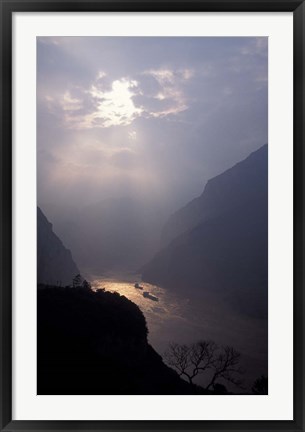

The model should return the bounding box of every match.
[37,36,267,274]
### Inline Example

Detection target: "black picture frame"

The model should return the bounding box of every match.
[1,1,304,431]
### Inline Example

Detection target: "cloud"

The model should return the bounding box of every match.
[140,67,193,118]
[61,91,83,111]
[84,79,143,128]
[128,130,137,140]
[97,71,107,80]
[37,37,61,47]
[144,68,194,85]
[145,68,175,85]
[37,37,267,210]
[43,67,194,130]
[181,68,194,80]
[240,37,268,57]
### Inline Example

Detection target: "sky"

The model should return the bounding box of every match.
[37,36,267,213]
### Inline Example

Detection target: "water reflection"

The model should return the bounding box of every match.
[91,274,267,391]
[92,275,190,349]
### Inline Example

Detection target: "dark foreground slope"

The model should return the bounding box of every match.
[38,286,204,395]
[37,207,79,286]
[142,145,268,318]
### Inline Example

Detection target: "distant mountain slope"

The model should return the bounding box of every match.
[37,207,79,286]
[38,286,206,395]
[142,145,268,318]
[162,144,268,245]
[52,197,166,274]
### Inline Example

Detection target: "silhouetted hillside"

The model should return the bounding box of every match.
[37,207,79,286]
[162,144,268,245]
[142,145,268,318]
[38,286,206,395]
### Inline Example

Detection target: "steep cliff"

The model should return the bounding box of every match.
[37,207,79,286]
[142,145,268,318]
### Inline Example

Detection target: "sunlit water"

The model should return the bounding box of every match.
[91,273,267,392]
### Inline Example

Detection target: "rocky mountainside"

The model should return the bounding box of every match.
[162,144,268,246]
[142,145,268,318]
[37,207,79,286]
[38,286,206,395]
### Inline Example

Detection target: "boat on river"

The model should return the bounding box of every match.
[134,282,143,290]
[143,291,159,302]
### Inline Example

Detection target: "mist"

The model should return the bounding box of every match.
[37,36,267,275]
[37,36,268,393]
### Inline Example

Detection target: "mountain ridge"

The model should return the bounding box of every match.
[142,144,268,318]
[162,144,267,246]
[37,206,80,286]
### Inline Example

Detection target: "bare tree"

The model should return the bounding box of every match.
[72,274,82,288]
[164,343,194,384]
[252,375,268,394]
[205,345,244,390]
[82,279,92,290]
[190,340,217,375]
[164,340,244,390]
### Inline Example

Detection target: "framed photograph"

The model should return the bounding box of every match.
[1,0,304,431]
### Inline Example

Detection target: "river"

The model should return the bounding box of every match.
[91,273,268,392]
